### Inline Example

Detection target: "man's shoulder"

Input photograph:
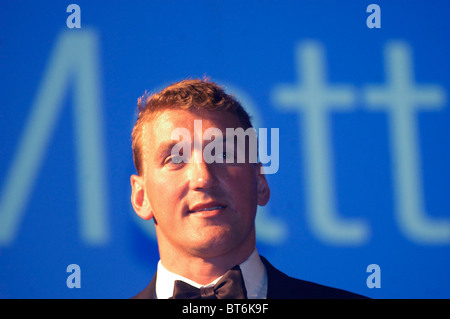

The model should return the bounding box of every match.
[260,256,368,299]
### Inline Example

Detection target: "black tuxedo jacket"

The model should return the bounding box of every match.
[132,256,367,299]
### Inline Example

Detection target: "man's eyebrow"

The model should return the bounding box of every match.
[154,140,179,159]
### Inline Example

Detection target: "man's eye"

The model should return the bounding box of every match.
[216,152,233,162]
[165,155,185,165]
[223,152,232,160]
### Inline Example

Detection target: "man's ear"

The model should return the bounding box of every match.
[130,174,154,220]
[256,164,270,206]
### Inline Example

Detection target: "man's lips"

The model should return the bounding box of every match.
[188,202,227,214]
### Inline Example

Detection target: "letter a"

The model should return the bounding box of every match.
[66,264,81,288]
[366,4,381,29]
[366,264,381,288]
[66,4,81,29]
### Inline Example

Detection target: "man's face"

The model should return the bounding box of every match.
[131,109,270,259]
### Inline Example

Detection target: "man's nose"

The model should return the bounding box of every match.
[188,159,216,190]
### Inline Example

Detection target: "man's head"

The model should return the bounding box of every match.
[130,78,270,262]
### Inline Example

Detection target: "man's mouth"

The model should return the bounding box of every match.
[188,203,227,214]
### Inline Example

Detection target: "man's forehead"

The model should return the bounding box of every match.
[140,108,245,155]
[144,108,243,135]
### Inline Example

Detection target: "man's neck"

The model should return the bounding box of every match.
[158,235,256,285]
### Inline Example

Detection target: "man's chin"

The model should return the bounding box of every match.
[185,227,240,256]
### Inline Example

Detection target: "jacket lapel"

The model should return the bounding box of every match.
[260,255,296,299]
[132,273,157,299]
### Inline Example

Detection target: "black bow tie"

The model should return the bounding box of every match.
[170,265,247,299]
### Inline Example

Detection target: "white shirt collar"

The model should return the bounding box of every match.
[155,248,267,299]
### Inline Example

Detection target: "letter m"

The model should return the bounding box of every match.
[0,30,108,245]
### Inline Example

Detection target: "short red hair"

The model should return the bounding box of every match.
[131,78,253,175]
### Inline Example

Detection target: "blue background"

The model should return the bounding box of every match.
[1,1,449,298]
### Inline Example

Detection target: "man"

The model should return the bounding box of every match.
[130,78,365,299]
